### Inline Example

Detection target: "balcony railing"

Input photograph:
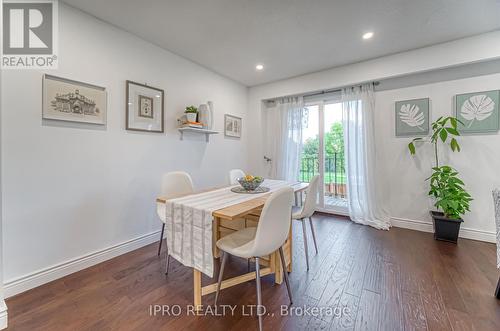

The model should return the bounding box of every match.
[300,153,346,198]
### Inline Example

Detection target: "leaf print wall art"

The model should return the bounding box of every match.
[456,90,500,134]
[399,104,425,130]
[395,98,430,137]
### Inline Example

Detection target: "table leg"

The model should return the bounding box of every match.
[213,217,220,258]
[193,269,202,310]
[273,250,283,284]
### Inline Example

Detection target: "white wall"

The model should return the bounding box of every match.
[376,73,500,241]
[247,32,500,243]
[1,4,248,296]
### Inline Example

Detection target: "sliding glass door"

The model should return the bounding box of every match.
[301,101,348,214]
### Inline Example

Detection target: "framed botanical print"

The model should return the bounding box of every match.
[455,90,500,134]
[43,74,107,125]
[224,114,242,138]
[395,98,430,137]
[126,81,164,132]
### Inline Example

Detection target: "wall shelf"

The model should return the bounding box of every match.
[178,127,219,142]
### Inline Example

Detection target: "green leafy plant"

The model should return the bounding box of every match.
[185,106,198,113]
[408,116,472,219]
[428,166,472,219]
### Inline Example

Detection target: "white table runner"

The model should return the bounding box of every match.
[162,179,293,277]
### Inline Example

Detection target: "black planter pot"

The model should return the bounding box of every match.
[430,211,463,243]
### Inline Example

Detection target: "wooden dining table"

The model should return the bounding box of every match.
[156,181,308,309]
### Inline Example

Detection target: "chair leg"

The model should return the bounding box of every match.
[165,241,170,275]
[255,257,263,331]
[301,220,310,270]
[157,223,165,256]
[308,217,318,255]
[495,275,500,299]
[215,251,228,305]
[279,247,293,305]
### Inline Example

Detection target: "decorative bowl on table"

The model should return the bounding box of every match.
[237,175,264,191]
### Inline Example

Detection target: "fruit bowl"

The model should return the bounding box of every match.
[237,175,264,191]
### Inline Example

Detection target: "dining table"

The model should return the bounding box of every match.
[156,179,308,310]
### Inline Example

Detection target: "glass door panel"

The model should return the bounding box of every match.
[300,105,320,185]
[323,103,347,212]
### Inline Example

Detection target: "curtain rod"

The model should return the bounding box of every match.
[265,81,380,102]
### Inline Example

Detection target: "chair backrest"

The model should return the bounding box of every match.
[249,187,294,257]
[157,171,194,222]
[229,169,245,185]
[300,175,320,218]
[161,171,194,197]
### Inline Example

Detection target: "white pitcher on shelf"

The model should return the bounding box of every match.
[198,101,214,129]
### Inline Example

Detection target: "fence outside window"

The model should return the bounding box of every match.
[299,153,346,198]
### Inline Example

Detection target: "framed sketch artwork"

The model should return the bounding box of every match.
[455,90,500,134]
[395,98,430,137]
[139,95,154,118]
[224,114,242,138]
[126,81,164,132]
[42,74,107,125]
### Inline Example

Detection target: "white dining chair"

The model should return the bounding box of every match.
[214,187,294,331]
[229,169,245,185]
[156,171,194,274]
[292,175,320,270]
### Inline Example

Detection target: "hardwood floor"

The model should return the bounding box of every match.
[6,214,500,330]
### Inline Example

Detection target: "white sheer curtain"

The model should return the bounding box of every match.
[268,96,304,182]
[342,84,390,230]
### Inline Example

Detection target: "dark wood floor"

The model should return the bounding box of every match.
[6,214,500,330]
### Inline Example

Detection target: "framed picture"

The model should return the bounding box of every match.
[224,114,242,138]
[455,90,500,134]
[43,74,107,125]
[126,80,164,133]
[395,98,430,137]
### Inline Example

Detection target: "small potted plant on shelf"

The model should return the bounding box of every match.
[185,106,198,122]
[408,116,472,243]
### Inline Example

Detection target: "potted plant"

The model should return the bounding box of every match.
[185,106,198,122]
[408,116,472,243]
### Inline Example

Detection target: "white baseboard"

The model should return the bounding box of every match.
[315,210,495,243]
[315,207,350,217]
[0,300,7,330]
[4,230,161,298]
[391,217,496,243]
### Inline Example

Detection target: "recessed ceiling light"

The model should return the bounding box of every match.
[255,64,264,71]
[362,32,374,40]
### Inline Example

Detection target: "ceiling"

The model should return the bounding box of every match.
[63,0,500,87]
